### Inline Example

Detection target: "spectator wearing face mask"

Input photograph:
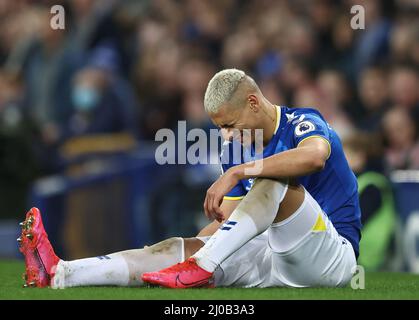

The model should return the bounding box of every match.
[65,44,137,140]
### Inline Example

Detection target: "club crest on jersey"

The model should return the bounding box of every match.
[295,120,315,137]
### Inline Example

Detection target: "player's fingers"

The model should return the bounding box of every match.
[208,193,221,221]
[217,212,224,222]
[212,194,224,221]
[212,195,222,216]
[203,194,210,219]
[207,191,217,220]
[207,193,215,220]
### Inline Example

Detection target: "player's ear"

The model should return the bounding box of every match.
[248,95,259,113]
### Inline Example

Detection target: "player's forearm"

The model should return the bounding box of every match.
[231,146,326,180]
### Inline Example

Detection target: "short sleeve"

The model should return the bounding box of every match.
[220,140,247,200]
[223,180,247,200]
[291,114,332,158]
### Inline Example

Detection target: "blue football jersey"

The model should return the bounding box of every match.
[220,106,362,257]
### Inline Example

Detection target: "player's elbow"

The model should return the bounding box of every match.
[311,158,326,172]
[309,149,327,172]
[298,137,330,173]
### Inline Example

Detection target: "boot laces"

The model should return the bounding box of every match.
[165,259,200,273]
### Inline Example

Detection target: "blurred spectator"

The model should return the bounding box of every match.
[330,14,356,80]
[279,57,315,103]
[388,65,419,122]
[133,24,183,139]
[317,70,351,112]
[221,26,264,72]
[357,66,390,132]
[178,58,215,130]
[343,131,396,271]
[293,83,354,139]
[259,79,286,107]
[1,0,416,149]
[381,107,419,171]
[65,45,137,140]
[0,0,418,254]
[0,71,39,219]
[351,0,392,79]
[390,21,416,63]
[284,20,317,59]
[317,69,357,132]
[7,7,83,140]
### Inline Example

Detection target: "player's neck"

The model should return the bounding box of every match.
[261,100,277,146]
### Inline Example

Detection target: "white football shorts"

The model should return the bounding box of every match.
[198,188,357,288]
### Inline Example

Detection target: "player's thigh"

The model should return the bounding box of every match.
[270,231,356,287]
[267,191,357,287]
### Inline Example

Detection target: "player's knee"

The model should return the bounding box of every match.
[143,237,184,254]
[239,178,290,224]
[245,179,289,205]
[143,237,205,261]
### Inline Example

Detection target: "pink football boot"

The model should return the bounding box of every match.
[142,258,214,288]
[17,207,60,287]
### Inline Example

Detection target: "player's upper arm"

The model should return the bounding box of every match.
[293,114,332,160]
[298,136,330,160]
[297,136,330,171]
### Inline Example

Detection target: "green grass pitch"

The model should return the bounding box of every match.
[1,259,418,300]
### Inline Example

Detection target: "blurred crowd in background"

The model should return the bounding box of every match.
[0,0,419,269]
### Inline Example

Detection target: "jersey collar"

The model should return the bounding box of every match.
[274,105,281,134]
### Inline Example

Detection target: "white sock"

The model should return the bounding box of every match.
[52,255,129,288]
[193,179,287,272]
[51,237,184,288]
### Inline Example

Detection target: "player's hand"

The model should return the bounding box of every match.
[204,169,240,222]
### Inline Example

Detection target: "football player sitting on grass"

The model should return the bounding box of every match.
[19,69,361,288]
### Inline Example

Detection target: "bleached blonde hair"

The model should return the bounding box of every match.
[204,68,247,114]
